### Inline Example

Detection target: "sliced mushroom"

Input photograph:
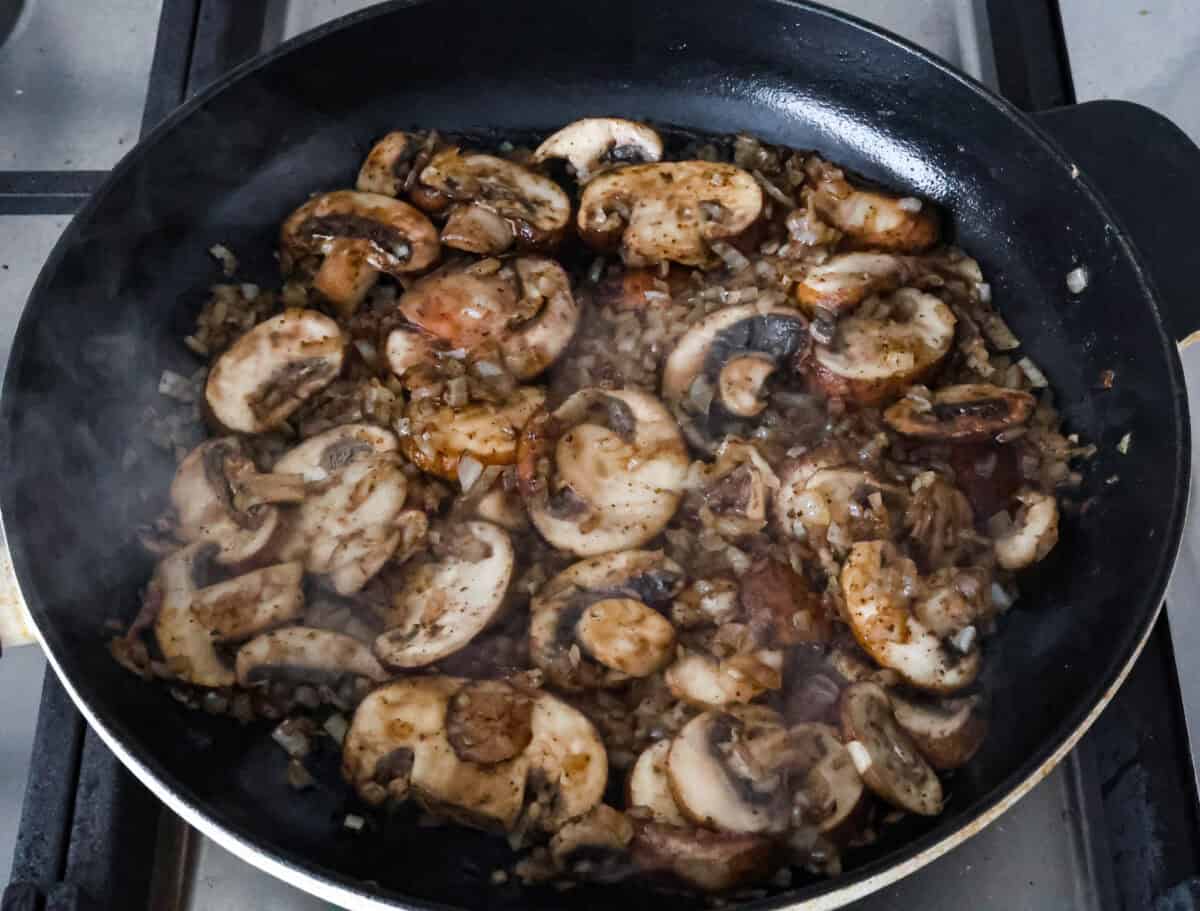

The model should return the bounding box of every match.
[808,288,956,406]
[807,159,939,252]
[235,626,387,688]
[274,427,409,594]
[578,162,763,267]
[396,257,580,379]
[994,490,1059,570]
[151,544,232,688]
[530,550,683,690]
[665,650,783,709]
[356,131,419,197]
[884,384,1037,442]
[696,438,780,537]
[912,567,992,639]
[841,541,981,693]
[344,676,607,832]
[375,521,514,668]
[205,309,346,434]
[627,740,687,826]
[534,118,664,183]
[549,805,635,881]
[402,386,546,481]
[190,561,304,642]
[439,204,515,255]
[631,823,773,892]
[780,723,868,839]
[666,712,789,834]
[890,692,988,770]
[739,559,831,646]
[518,388,689,556]
[670,577,741,629]
[773,460,905,555]
[840,682,943,815]
[418,148,571,251]
[384,325,433,379]
[281,191,440,315]
[662,304,808,448]
[793,252,917,316]
[170,438,286,566]
[445,679,535,764]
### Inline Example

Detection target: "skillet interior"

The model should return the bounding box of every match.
[1,1,1186,908]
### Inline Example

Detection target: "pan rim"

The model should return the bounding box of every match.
[2,0,1189,908]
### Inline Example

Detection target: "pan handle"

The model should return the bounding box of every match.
[1032,100,1200,344]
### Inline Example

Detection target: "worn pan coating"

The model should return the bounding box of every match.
[0,1,1188,908]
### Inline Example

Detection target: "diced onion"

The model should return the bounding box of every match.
[898,196,923,212]
[1017,356,1049,388]
[457,454,484,491]
[1066,265,1089,294]
[847,741,873,775]
[344,813,366,832]
[991,582,1016,611]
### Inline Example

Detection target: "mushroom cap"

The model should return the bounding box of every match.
[205,309,346,434]
[807,160,939,252]
[399,262,518,350]
[578,161,764,267]
[374,521,515,668]
[884,383,1037,442]
[273,423,398,476]
[153,544,236,688]
[533,118,664,183]
[664,650,782,709]
[190,561,304,642]
[772,464,903,552]
[994,490,1059,570]
[631,822,774,892]
[890,692,988,770]
[281,190,440,275]
[235,626,388,688]
[523,388,689,556]
[627,740,687,826]
[808,288,956,406]
[342,676,607,832]
[841,541,981,693]
[419,149,571,243]
[793,251,914,316]
[356,131,417,197]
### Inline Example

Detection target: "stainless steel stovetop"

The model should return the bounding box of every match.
[2,1,1198,909]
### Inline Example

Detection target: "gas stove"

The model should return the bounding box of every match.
[1,2,1199,909]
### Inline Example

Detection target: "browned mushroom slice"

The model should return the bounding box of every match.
[439,204,515,255]
[890,692,988,770]
[356,131,419,197]
[808,289,956,406]
[401,386,546,482]
[342,677,607,833]
[235,626,388,688]
[375,521,514,668]
[626,740,687,826]
[782,724,868,839]
[190,561,304,642]
[281,191,440,316]
[518,388,689,556]
[170,438,289,566]
[205,309,346,433]
[994,490,1059,570]
[549,805,636,882]
[665,650,783,710]
[631,823,773,892]
[662,304,808,450]
[274,423,398,478]
[418,148,571,251]
[666,712,789,834]
[840,682,943,815]
[884,384,1037,442]
[445,679,535,764]
[841,541,981,694]
[152,544,236,688]
[578,161,763,268]
[773,459,905,555]
[534,118,664,182]
[793,252,917,316]
[530,550,684,690]
[739,558,831,646]
[807,159,939,252]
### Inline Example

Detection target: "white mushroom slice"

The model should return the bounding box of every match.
[170,438,283,566]
[578,162,763,267]
[666,712,789,834]
[344,677,607,832]
[384,326,433,378]
[782,724,868,838]
[533,118,664,182]
[205,309,346,434]
[807,159,939,252]
[419,149,571,250]
[884,383,1037,442]
[773,459,903,553]
[839,682,943,815]
[445,679,535,764]
[518,388,689,556]
[375,521,514,668]
[890,693,988,770]
[236,626,387,688]
[670,577,741,629]
[273,423,398,477]
[793,252,916,316]
[475,485,528,531]
[530,550,684,690]
[502,257,581,379]
[698,438,780,537]
[549,805,635,880]
[190,561,304,642]
[631,823,773,892]
[994,490,1059,570]
[281,191,440,316]
[627,740,687,825]
[440,204,515,255]
[841,541,981,693]
[356,131,418,197]
[717,354,776,417]
[912,567,992,639]
[398,261,516,350]
[152,544,235,688]
[402,386,546,481]
[664,650,782,709]
[809,288,956,406]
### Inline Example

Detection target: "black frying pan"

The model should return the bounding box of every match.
[2,1,1195,908]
